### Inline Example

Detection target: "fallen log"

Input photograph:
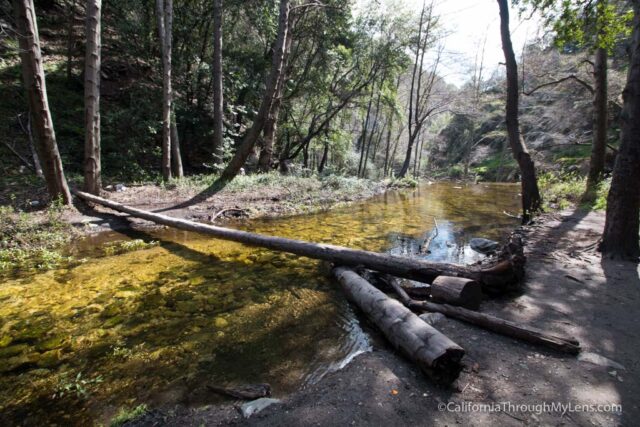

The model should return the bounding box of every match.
[332,266,464,384]
[382,275,580,354]
[73,190,523,289]
[359,270,480,309]
[207,383,271,400]
[431,276,482,310]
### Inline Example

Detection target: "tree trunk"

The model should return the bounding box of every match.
[83,0,101,195]
[74,190,526,291]
[14,0,71,204]
[332,267,464,384]
[383,114,393,177]
[258,16,293,173]
[156,0,173,180]
[26,113,44,178]
[599,4,640,259]
[212,0,223,165]
[65,0,76,80]
[220,0,291,182]
[317,140,329,173]
[497,0,541,222]
[398,133,417,178]
[171,117,184,178]
[430,276,482,310]
[358,94,374,177]
[587,47,608,191]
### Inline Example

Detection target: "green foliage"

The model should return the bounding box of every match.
[520,0,634,53]
[110,404,149,427]
[538,171,586,210]
[102,239,159,256]
[0,203,76,274]
[388,177,418,188]
[53,372,104,400]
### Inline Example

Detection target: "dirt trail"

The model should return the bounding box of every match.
[130,209,638,427]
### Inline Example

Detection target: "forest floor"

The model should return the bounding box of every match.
[125,208,639,427]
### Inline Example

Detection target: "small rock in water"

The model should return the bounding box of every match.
[469,238,499,254]
[578,352,625,370]
[419,313,445,326]
[240,398,281,418]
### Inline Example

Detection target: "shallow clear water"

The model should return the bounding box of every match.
[0,182,520,424]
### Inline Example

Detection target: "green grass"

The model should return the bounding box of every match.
[109,404,148,427]
[538,172,610,211]
[471,153,517,181]
[551,145,591,167]
[0,199,78,275]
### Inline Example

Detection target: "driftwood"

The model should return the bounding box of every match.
[73,190,524,290]
[382,275,580,354]
[359,270,480,309]
[431,276,482,310]
[332,266,464,384]
[207,383,271,400]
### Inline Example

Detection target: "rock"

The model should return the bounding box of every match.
[37,349,62,368]
[214,317,228,328]
[0,343,29,358]
[36,336,68,352]
[578,352,626,370]
[469,238,500,254]
[115,183,127,192]
[419,313,446,326]
[240,398,281,418]
[0,335,13,348]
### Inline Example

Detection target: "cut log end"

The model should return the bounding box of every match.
[431,276,482,310]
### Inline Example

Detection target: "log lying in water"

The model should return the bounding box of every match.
[383,275,580,354]
[332,267,464,384]
[73,190,524,290]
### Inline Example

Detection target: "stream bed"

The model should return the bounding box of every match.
[0,182,520,424]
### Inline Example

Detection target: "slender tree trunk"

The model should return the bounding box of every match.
[497,0,541,222]
[212,0,223,165]
[14,0,71,204]
[26,113,44,178]
[83,0,101,194]
[156,0,173,180]
[587,47,608,191]
[65,0,76,80]
[258,17,293,173]
[599,3,640,259]
[358,93,374,177]
[383,114,393,177]
[171,117,183,177]
[318,140,329,173]
[220,0,291,182]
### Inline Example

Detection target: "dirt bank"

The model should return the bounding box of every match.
[125,209,638,427]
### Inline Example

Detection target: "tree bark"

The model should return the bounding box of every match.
[171,117,184,178]
[599,4,640,259]
[156,0,173,180]
[74,190,526,291]
[212,0,223,165]
[220,0,291,182]
[317,139,329,173]
[430,276,482,310]
[83,0,101,195]
[14,0,71,204]
[332,267,464,384]
[497,0,541,222]
[587,47,608,191]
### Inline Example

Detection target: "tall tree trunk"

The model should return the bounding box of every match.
[358,93,374,177]
[220,0,291,182]
[65,0,76,80]
[383,114,393,177]
[399,133,417,178]
[25,112,44,178]
[587,47,608,191]
[14,0,71,204]
[599,3,640,259]
[258,17,293,173]
[171,117,183,177]
[156,0,173,180]
[83,0,101,195]
[212,0,223,165]
[497,0,541,222]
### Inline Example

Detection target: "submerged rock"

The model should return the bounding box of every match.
[469,238,499,254]
[240,398,281,418]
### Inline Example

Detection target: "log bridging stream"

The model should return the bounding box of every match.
[73,190,522,289]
